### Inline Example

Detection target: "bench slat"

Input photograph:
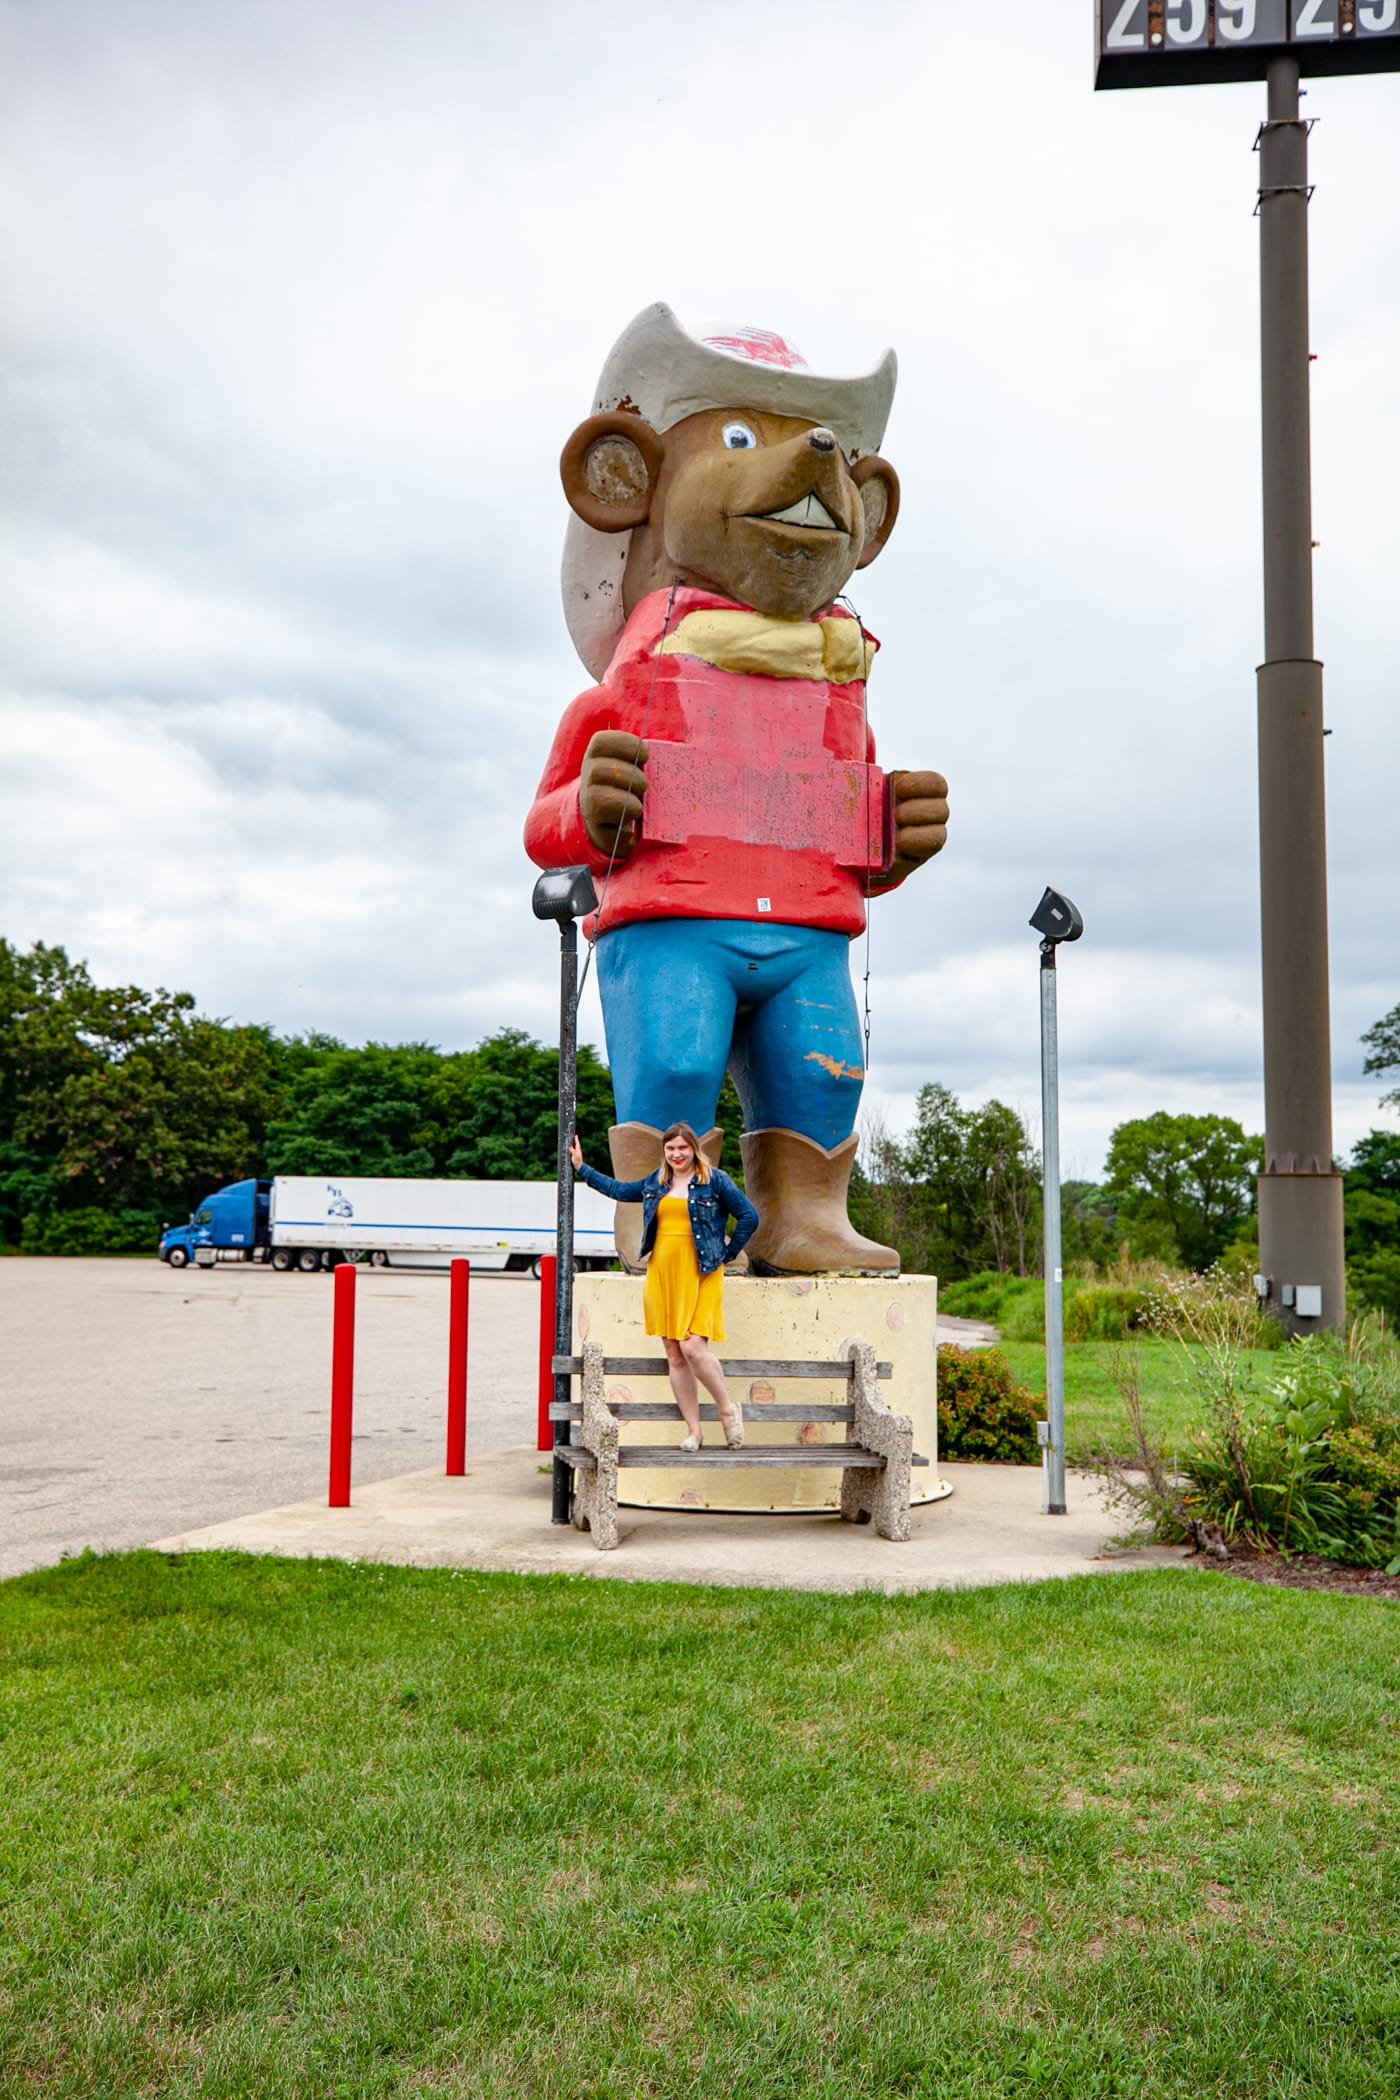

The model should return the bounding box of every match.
[613,1445,930,1470]
[554,1443,928,1475]
[618,1445,883,1469]
[548,1401,855,1424]
[551,1355,893,1380]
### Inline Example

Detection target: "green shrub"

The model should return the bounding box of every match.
[1082,1283,1400,1566]
[941,1269,1161,1343]
[938,1271,1050,1340]
[1349,1249,1400,1324]
[936,1345,1043,1464]
[1062,1283,1147,1341]
[937,1271,1022,1322]
[1329,1418,1400,1516]
[999,1284,1053,1342]
[20,1206,160,1256]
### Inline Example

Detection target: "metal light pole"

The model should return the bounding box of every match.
[532,865,599,1524]
[1254,54,1346,1332]
[1031,887,1083,1519]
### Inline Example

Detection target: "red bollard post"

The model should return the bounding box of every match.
[537,1254,557,1451]
[446,1258,470,1475]
[328,1259,356,1507]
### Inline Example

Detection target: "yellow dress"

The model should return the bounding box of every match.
[643,1191,726,1342]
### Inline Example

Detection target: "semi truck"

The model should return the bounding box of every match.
[157,1175,617,1274]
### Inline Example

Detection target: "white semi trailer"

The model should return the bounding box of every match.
[158,1175,617,1273]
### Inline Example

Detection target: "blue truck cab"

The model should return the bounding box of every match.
[159,1178,271,1268]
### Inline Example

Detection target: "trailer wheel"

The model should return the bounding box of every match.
[166,1246,189,1270]
[296,1249,321,1273]
[271,1248,294,1271]
[369,1250,390,1267]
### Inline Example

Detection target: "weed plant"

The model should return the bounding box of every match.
[1083,1273,1400,1570]
[940,1260,1283,1350]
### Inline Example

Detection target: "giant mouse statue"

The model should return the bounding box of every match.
[526,304,950,1274]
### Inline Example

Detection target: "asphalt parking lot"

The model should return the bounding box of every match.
[0,1257,541,1578]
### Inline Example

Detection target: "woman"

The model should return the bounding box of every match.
[569,1123,759,1451]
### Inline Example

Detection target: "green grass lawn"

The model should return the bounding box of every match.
[997,1339,1284,1463]
[2,1553,1396,2098]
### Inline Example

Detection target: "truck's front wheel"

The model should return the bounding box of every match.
[166,1246,189,1270]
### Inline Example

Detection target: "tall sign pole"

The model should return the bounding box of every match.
[1254,50,1345,1330]
[1095,2,1400,1331]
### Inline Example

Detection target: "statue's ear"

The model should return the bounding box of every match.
[850,456,900,569]
[560,412,664,533]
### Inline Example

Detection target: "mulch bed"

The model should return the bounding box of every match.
[1191,1542,1400,1598]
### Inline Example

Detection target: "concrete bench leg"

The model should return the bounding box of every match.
[576,1340,620,1551]
[842,1341,914,1542]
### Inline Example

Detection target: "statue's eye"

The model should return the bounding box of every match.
[721,420,758,450]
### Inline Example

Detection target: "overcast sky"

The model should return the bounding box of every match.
[2,0,1396,1179]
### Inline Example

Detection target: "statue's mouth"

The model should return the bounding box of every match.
[752,492,843,532]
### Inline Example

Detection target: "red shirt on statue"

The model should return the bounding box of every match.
[524,587,907,941]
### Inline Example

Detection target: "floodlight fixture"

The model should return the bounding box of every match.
[1029,886,1083,947]
[532,866,599,924]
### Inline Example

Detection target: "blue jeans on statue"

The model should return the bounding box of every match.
[595,917,865,1150]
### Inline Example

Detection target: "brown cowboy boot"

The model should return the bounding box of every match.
[607,1123,723,1271]
[739,1128,899,1276]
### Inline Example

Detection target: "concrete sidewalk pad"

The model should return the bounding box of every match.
[152,1447,1192,1593]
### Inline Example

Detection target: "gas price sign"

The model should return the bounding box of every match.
[1096,1,1400,89]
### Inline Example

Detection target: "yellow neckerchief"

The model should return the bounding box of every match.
[656,606,875,684]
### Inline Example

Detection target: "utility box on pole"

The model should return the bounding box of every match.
[1093,1,1399,1331]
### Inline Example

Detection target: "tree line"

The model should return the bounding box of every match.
[2,938,1395,1316]
[850,1089,1267,1283]
[851,1004,1399,1320]
[0,940,617,1254]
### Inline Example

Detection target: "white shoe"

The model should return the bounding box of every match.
[679,1428,703,1453]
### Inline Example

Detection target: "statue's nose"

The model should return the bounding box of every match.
[808,427,837,454]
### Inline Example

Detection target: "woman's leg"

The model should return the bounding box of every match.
[680,1334,742,1443]
[663,1337,703,1441]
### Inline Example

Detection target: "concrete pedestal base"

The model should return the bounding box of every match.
[571,1272,942,1513]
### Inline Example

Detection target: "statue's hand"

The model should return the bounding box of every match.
[887,769,949,878]
[580,730,649,857]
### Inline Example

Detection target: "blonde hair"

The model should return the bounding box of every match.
[660,1122,712,1185]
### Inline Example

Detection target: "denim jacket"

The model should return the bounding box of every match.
[577,1162,759,1275]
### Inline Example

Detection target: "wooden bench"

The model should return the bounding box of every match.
[549,1341,926,1550]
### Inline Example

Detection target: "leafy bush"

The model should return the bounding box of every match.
[1350,1248,1400,1325]
[940,1268,1160,1343]
[1063,1283,1149,1341]
[21,1206,160,1255]
[938,1271,1029,1323]
[1084,1280,1400,1569]
[936,1345,1042,1464]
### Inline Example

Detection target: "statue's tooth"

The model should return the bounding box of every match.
[764,493,841,530]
